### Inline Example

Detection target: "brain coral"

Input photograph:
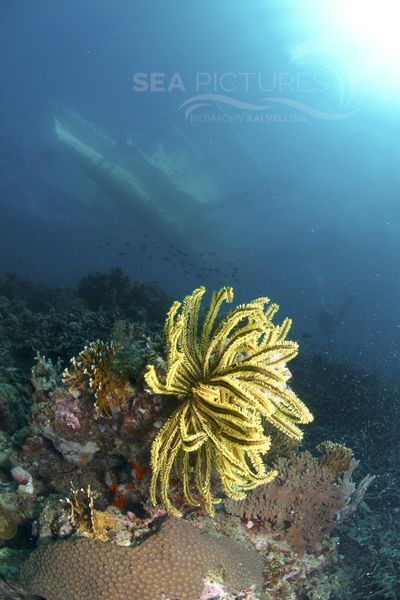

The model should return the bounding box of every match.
[20,517,263,600]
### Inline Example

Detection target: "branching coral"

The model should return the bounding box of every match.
[62,340,129,417]
[144,286,313,516]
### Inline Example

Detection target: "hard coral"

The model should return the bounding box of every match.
[145,286,313,516]
[63,340,129,417]
[20,517,263,600]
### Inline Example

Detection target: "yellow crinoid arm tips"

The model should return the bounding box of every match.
[144,287,314,516]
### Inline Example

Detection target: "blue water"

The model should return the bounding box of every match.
[0,0,399,381]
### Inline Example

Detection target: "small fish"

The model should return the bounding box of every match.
[117,252,126,256]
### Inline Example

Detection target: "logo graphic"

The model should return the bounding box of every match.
[178,93,361,121]
[132,67,367,124]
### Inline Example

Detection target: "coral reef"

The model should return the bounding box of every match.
[65,483,117,541]
[62,340,131,417]
[0,384,30,436]
[29,354,161,471]
[0,271,165,371]
[225,447,373,557]
[0,274,390,599]
[77,267,169,321]
[145,286,313,516]
[20,517,263,600]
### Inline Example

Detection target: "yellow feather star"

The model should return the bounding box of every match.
[145,286,313,516]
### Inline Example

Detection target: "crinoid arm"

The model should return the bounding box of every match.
[144,286,314,516]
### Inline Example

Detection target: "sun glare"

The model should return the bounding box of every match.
[328,0,400,60]
[289,0,400,100]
